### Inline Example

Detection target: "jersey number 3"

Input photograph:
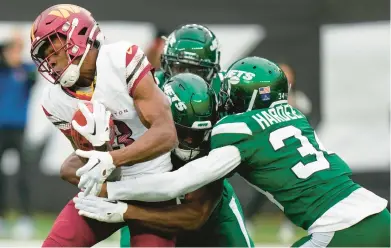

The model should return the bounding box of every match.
[269,125,333,179]
[112,120,135,149]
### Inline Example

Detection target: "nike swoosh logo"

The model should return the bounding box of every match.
[91,121,96,135]
[89,159,101,171]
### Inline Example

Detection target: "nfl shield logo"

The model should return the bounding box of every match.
[259,86,271,101]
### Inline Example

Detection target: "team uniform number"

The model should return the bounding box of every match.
[269,125,333,179]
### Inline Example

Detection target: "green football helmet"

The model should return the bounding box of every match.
[161,24,221,82]
[163,73,218,161]
[222,56,289,113]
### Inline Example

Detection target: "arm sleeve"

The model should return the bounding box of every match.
[125,45,153,97]
[41,105,71,136]
[106,145,241,202]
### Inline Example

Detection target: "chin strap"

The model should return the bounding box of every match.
[59,20,100,88]
[246,89,258,112]
[174,147,200,161]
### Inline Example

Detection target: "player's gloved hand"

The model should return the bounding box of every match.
[73,192,127,223]
[72,101,112,147]
[75,149,116,196]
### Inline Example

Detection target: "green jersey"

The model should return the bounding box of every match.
[155,68,235,208]
[154,71,252,246]
[211,101,360,230]
[171,148,253,247]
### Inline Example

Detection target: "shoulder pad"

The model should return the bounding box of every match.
[211,113,253,149]
[97,41,152,96]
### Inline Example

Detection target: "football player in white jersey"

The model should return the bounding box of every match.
[29,4,178,247]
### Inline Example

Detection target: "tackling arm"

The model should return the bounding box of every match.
[123,180,224,233]
[109,72,178,166]
[60,151,82,186]
[106,145,241,201]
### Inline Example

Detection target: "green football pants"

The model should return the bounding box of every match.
[293,208,390,247]
[119,194,254,247]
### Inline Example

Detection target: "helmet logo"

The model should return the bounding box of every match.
[30,23,36,42]
[226,70,255,81]
[48,5,81,18]
[228,76,240,85]
[191,121,212,129]
[163,85,187,111]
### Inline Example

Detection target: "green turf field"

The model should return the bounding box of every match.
[1,211,306,245]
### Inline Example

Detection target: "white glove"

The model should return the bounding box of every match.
[72,101,111,147]
[75,149,116,196]
[73,192,128,223]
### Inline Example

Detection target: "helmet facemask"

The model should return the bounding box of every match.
[31,31,80,85]
[173,123,212,161]
[161,53,219,83]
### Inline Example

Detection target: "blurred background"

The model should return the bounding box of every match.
[0,0,389,246]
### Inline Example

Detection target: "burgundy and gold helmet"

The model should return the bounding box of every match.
[30,4,103,87]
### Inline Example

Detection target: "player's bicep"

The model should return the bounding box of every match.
[132,72,173,128]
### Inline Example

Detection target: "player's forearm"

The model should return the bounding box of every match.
[60,152,82,186]
[124,202,210,232]
[109,124,178,166]
[132,220,180,234]
[106,146,241,201]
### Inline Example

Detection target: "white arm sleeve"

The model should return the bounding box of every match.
[106,145,241,202]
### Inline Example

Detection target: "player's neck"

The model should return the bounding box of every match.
[75,49,99,88]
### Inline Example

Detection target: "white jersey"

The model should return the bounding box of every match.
[41,41,172,178]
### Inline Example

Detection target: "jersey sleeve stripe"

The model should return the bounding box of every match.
[58,124,72,136]
[212,122,253,136]
[126,49,144,84]
[42,106,51,117]
[42,105,72,134]
[126,54,146,84]
[129,63,153,96]
[125,45,138,68]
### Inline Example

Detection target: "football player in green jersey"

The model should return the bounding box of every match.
[116,24,252,247]
[155,23,228,112]
[77,56,390,247]
[115,73,253,247]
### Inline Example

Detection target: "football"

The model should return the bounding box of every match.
[70,101,115,151]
